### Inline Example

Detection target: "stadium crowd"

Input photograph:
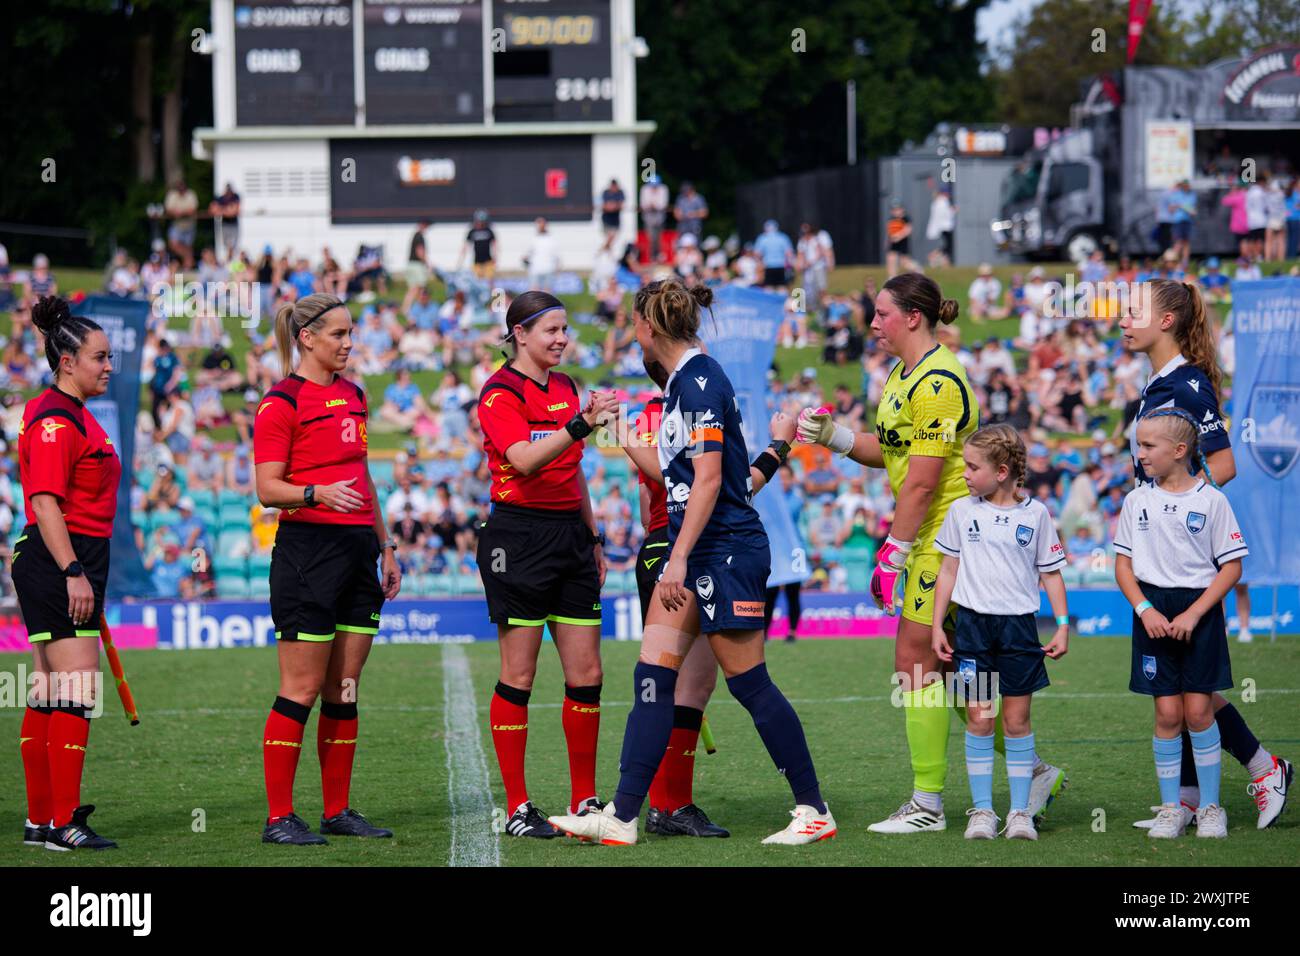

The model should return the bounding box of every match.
[0,205,1295,605]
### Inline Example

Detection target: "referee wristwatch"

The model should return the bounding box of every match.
[591,530,607,548]
[62,560,84,578]
[768,439,792,463]
[303,484,317,507]
[380,538,398,552]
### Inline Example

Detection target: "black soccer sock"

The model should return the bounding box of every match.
[1214,703,1261,769]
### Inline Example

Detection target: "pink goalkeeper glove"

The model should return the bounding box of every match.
[870,535,913,616]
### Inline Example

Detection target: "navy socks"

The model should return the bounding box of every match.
[612,662,678,822]
[726,663,825,813]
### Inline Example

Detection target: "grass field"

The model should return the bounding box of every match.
[2,634,1297,867]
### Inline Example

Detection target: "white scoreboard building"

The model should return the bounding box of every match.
[194,0,653,271]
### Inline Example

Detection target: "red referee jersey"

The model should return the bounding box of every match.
[252,373,375,526]
[18,386,121,537]
[478,363,584,510]
[636,396,667,532]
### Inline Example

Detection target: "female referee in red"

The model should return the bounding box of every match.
[254,292,401,845]
[14,296,119,850]
[476,290,619,839]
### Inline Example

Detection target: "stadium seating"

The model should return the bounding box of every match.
[218,503,250,530]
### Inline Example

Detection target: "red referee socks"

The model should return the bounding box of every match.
[263,696,310,821]
[47,701,91,828]
[19,703,53,825]
[490,682,530,812]
[318,701,359,819]
[562,684,602,811]
[649,706,702,812]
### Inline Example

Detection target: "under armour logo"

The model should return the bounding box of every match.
[1163,503,1178,513]
[993,515,1010,525]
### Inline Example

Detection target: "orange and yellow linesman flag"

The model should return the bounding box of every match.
[99,613,139,725]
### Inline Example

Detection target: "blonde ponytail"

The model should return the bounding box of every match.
[274,293,343,373]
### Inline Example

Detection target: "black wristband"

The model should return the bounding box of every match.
[751,450,780,484]
[566,415,594,441]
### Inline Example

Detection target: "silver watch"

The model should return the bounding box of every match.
[380,538,398,551]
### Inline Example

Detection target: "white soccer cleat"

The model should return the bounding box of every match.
[1147,803,1190,839]
[1237,629,1253,644]
[547,803,637,846]
[963,808,998,840]
[1004,809,1038,840]
[867,800,946,834]
[1195,803,1228,839]
[1026,763,1067,820]
[761,804,837,845]
[1247,756,1293,830]
[1133,802,1196,831]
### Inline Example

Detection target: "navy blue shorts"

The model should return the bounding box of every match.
[685,532,770,634]
[1130,583,1231,696]
[954,607,1049,698]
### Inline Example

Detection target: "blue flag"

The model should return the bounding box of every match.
[1228,277,1300,587]
[698,285,809,587]
[73,296,155,598]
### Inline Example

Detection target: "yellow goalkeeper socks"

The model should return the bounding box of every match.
[903,685,949,795]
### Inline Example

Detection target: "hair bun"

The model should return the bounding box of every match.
[688,284,714,310]
[938,298,960,324]
[30,295,70,335]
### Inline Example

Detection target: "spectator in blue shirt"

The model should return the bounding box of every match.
[174,496,211,557]
[146,540,190,596]
[1287,180,1300,260]
[673,181,708,239]
[1167,179,1196,263]
[1199,256,1230,306]
[754,220,794,289]
[777,465,804,530]
[380,368,431,429]
[150,338,182,428]
[407,286,440,331]
[288,258,317,299]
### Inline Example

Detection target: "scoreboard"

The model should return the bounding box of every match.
[231,0,616,127]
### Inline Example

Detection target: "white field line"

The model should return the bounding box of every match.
[441,643,499,868]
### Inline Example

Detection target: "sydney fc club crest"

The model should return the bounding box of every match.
[1142,655,1157,680]
[1246,383,1300,479]
[1186,511,1206,535]
[958,658,977,685]
[1015,524,1034,548]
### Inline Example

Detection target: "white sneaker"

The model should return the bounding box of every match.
[1026,763,1067,820]
[1004,809,1038,840]
[1147,803,1189,839]
[1247,756,1293,829]
[963,807,998,840]
[547,803,637,845]
[1133,802,1196,830]
[761,804,837,845]
[1195,803,1228,839]
[867,799,946,834]
[1238,629,1253,644]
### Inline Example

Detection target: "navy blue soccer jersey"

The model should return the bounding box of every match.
[1132,354,1230,483]
[657,349,765,547]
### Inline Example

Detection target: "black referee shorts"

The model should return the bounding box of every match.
[1130,583,1231,696]
[269,522,385,643]
[636,525,670,620]
[477,503,601,629]
[11,526,110,644]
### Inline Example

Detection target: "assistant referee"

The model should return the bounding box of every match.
[476,290,618,839]
[14,296,120,851]
[254,292,401,846]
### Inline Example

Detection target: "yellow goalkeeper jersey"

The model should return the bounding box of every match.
[876,343,979,547]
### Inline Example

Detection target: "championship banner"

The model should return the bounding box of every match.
[1228,277,1300,587]
[72,296,155,598]
[698,285,810,588]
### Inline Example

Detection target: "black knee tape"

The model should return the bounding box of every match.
[28,701,54,715]
[53,700,90,720]
[673,705,704,731]
[321,700,358,720]
[494,681,531,707]
[564,683,602,705]
[272,695,312,724]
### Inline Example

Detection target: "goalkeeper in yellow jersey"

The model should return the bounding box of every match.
[797,272,1067,833]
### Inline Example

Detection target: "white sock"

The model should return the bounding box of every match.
[1179,785,1200,809]
[1246,746,1275,779]
[912,789,943,814]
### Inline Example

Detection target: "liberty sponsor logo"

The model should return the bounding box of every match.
[49,885,151,936]
[732,600,765,617]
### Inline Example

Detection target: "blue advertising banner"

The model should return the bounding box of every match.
[97,586,1297,648]
[1228,278,1300,587]
[73,296,154,598]
[699,285,810,588]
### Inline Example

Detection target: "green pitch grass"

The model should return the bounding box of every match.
[1,635,1297,867]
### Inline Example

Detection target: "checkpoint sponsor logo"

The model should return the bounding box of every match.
[732,600,764,617]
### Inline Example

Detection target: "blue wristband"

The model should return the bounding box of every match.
[1055,615,1069,627]
[1134,600,1153,615]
